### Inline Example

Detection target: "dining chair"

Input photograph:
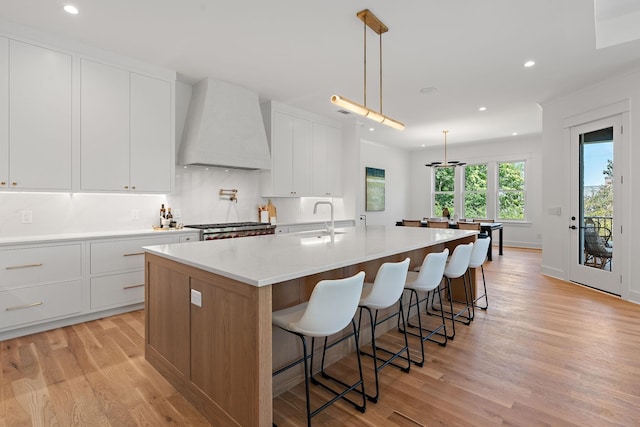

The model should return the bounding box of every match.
[426,220,449,229]
[401,249,450,366]
[357,258,411,402]
[272,271,367,426]
[456,221,481,230]
[473,218,495,223]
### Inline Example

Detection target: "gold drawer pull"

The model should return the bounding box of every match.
[6,263,44,270]
[123,284,144,290]
[6,301,43,311]
[123,252,145,257]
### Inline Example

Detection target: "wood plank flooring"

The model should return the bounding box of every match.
[3,248,640,426]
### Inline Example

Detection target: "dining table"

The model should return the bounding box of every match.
[396,220,503,261]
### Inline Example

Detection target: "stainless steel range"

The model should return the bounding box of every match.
[185,222,276,240]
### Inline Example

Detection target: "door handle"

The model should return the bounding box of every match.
[569,225,577,230]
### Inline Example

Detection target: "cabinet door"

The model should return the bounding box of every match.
[271,111,294,195]
[312,123,342,196]
[9,40,72,190]
[130,73,171,193]
[326,125,342,196]
[80,59,130,191]
[0,37,7,189]
[291,116,312,195]
[312,123,330,196]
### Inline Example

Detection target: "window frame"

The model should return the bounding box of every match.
[462,163,488,220]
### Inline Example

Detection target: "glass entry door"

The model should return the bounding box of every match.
[569,117,620,295]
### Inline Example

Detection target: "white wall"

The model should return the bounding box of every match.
[408,135,543,248]
[541,67,639,303]
[358,139,411,227]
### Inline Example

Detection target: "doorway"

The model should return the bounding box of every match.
[569,116,620,295]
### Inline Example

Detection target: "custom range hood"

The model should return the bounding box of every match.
[179,78,271,170]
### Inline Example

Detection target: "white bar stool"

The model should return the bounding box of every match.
[272,271,366,427]
[468,237,491,310]
[402,249,450,367]
[437,242,474,340]
[357,258,411,403]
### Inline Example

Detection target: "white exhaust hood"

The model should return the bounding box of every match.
[178,78,270,170]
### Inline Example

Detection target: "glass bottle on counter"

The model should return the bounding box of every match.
[166,208,175,228]
[160,204,166,227]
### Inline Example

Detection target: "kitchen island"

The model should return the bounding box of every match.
[143,225,476,427]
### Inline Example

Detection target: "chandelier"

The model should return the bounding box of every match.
[425,130,466,167]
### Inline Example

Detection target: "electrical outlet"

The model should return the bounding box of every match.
[21,210,33,224]
[131,209,139,220]
[191,289,202,307]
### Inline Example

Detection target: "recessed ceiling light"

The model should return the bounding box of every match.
[369,127,375,131]
[419,87,438,94]
[478,106,487,111]
[421,144,426,147]
[64,4,79,14]
[512,132,518,136]
[524,60,535,67]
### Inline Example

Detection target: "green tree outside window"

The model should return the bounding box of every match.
[434,167,454,216]
[464,164,487,219]
[498,161,525,220]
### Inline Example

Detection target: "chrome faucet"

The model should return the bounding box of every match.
[313,201,334,234]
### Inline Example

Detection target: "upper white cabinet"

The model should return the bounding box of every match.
[1,39,72,191]
[130,73,172,192]
[270,110,312,196]
[261,101,342,197]
[312,122,342,197]
[0,37,7,190]
[81,59,172,193]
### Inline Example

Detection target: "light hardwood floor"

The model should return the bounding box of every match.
[2,248,640,426]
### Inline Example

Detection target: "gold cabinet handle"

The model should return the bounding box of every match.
[131,186,136,190]
[6,263,44,270]
[123,252,144,257]
[6,301,43,311]
[123,284,144,290]
[0,181,5,185]
[124,185,129,189]
[11,182,17,186]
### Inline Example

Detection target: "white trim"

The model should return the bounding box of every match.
[563,99,630,129]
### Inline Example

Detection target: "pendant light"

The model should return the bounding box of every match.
[331,9,405,131]
[425,130,466,167]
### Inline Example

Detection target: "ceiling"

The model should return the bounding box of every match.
[2,0,640,150]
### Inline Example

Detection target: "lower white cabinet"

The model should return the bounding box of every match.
[1,281,83,329]
[90,271,144,310]
[89,235,176,309]
[0,231,199,340]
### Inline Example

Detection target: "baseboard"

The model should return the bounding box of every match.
[540,265,566,281]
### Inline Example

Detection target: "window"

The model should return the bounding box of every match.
[463,164,487,219]
[434,166,455,217]
[498,161,525,220]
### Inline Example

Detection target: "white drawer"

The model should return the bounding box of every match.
[0,244,82,291]
[0,280,83,329]
[90,271,144,310]
[179,233,199,243]
[90,236,175,274]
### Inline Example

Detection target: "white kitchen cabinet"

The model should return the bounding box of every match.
[270,110,312,196]
[89,235,176,310]
[262,101,341,197]
[312,122,342,196]
[0,243,82,332]
[130,73,172,192]
[80,59,172,193]
[2,39,72,191]
[0,37,8,190]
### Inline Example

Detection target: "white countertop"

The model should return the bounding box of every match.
[144,225,476,287]
[0,228,199,246]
